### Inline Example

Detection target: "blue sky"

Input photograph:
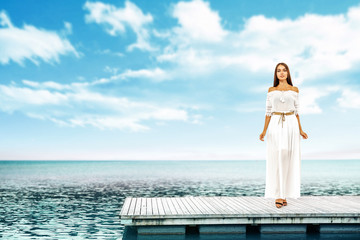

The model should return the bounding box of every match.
[1,0,360,160]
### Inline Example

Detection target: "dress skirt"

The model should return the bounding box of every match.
[265,113,301,199]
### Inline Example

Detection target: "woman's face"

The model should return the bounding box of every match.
[276,65,288,81]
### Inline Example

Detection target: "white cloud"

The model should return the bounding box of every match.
[337,87,360,109]
[157,48,215,75]
[104,66,119,75]
[0,11,78,65]
[0,81,199,131]
[84,1,154,51]
[22,80,72,90]
[293,85,360,114]
[298,87,338,114]
[0,85,67,108]
[157,1,360,84]
[96,49,124,57]
[91,67,170,85]
[117,68,170,81]
[232,11,360,81]
[0,11,13,27]
[172,0,227,43]
[148,108,187,121]
[63,21,72,35]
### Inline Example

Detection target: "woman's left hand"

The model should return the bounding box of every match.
[300,130,308,139]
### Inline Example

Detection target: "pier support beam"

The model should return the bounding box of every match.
[319,224,360,233]
[137,225,186,235]
[199,224,246,234]
[260,224,307,233]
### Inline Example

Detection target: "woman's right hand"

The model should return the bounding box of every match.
[259,131,266,141]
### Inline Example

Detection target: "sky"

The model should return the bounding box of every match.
[1,0,360,160]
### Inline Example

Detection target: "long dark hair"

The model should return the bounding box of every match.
[273,62,293,87]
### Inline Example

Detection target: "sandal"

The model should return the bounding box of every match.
[275,199,283,208]
[283,199,287,206]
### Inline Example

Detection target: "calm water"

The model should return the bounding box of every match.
[1,160,360,239]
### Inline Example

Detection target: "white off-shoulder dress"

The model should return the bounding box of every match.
[265,90,301,199]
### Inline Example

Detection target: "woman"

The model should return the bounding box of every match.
[259,63,308,208]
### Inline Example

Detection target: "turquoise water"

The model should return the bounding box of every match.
[1,160,359,239]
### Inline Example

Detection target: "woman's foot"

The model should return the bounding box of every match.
[275,199,283,208]
[283,199,287,206]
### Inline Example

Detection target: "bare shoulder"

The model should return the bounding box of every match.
[292,86,299,93]
[268,87,276,93]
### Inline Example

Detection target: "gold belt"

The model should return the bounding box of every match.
[272,111,294,128]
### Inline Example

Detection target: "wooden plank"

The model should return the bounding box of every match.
[233,197,266,214]
[120,197,132,216]
[347,196,360,206]
[234,197,263,213]
[173,197,190,215]
[167,197,180,215]
[288,197,328,213]
[306,197,345,212]
[160,198,173,215]
[230,197,259,214]
[286,197,360,216]
[152,198,159,216]
[252,197,284,213]
[178,197,195,215]
[202,197,231,215]
[302,197,349,213]
[250,196,285,214]
[146,198,152,215]
[219,197,247,214]
[127,197,137,216]
[210,197,239,214]
[333,196,360,210]
[274,198,313,213]
[197,196,220,214]
[134,197,141,215]
[188,197,212,215]
[297,197,342,212]
[318,196,360,211]
[140,197,147,215]
[334,197,360,209]
[183,197,202,215]
[253,196,297,214]
[156,198,165,216]
[232,196,264,213]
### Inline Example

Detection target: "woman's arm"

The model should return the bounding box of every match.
[293,87,308,139]
[296,114,303,132]
[296,114,308,139]
[260,115,271,141]
[260,89,273,141]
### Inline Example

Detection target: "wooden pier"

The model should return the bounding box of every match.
[120,196,360,235]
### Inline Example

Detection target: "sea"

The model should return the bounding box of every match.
[1,160,359,239]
